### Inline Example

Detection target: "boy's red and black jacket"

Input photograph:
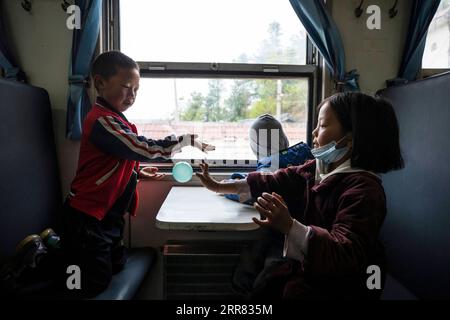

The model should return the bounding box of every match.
[68,97,179,220]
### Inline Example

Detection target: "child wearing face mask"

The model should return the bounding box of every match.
[223,114,313,205]
[196,92,404,299]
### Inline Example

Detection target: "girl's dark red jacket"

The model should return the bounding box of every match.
[246,160,387,298]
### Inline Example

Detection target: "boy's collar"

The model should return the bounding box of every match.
[95,97,129,122]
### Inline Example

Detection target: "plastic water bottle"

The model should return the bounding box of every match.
[172,161,193,183]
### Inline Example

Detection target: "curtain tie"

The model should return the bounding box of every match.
[334,69,359,92]
[5,67,27,82]
[69,74,90,88]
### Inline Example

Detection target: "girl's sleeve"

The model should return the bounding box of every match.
[304,177,386,276]
[246,161,313,205]
[232,179,253,203]
[283,220,312,262]
[89,115,180,161]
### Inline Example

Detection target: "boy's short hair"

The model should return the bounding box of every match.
[91,51,139,80]
[321,92,404,173]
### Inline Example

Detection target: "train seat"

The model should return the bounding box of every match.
[0,78,155,300]
[377,71,450,300]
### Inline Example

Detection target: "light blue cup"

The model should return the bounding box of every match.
[172,161,193,183]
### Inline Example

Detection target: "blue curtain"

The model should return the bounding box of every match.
[397,0,441,81]
[0,4,26,82]
[289,0,359,91]
[66,0,102,140]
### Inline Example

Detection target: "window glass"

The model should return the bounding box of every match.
[423,1,450,68]
[125,78,309,161]
[120,0,306,65]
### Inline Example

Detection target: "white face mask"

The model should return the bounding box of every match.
[311,136,350,164]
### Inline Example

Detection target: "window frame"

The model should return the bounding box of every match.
[420,68,450,79]
[106,0,320,172]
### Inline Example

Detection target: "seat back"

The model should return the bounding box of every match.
[0,79,62,259]
[377,72,450,299]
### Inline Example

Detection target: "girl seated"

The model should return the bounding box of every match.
[196,92,404,299]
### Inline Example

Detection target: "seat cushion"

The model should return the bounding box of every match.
[381,274,418,300]
[93,247,156,300]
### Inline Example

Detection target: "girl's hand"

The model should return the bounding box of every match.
[253,192,294,234]
[139,166,165,180]
[195,163,220,192]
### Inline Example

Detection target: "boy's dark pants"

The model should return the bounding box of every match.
[61,202,127,298]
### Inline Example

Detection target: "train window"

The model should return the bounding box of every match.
[123,76,309,164]
[120,0,306,65]
[422,0,450,69]
[116,0,315,168]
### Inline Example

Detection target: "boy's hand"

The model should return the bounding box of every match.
[177,134,215,152]
[139,166,165,180]
[196,141,215,152]
[195,163,220,192]
[252,192,294,234]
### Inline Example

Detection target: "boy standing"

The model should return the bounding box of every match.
[63,51,211,297]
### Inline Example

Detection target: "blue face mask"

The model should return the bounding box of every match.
[311,137,350,164]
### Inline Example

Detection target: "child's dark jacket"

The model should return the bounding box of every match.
[247,160,386,298]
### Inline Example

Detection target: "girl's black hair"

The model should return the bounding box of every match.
[322,92,404,173]
[91,51,139,79]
